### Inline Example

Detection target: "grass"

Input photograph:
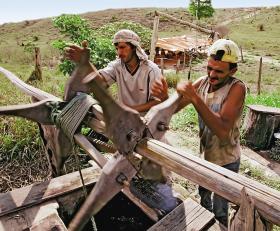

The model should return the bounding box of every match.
[0,63,66,173]
[229,7,280,60]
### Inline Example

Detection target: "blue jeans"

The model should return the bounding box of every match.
[199,159,240,227]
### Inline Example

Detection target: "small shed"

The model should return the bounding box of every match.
[154,35,210,70]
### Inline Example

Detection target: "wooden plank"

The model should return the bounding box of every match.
[148,198,214,231]
[30,213,67,231]
[135,139,280,225]
[207,222,227,231]
[0,166,100,217]
[0,200,67,231]
[241,146,280,177]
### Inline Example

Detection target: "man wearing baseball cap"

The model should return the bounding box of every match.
[178,39,246,227]
[154,39,246,227]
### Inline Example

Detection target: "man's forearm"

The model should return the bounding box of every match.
[129,99,161,113]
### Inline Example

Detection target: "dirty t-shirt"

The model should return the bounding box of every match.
[197,76,245,166]
[99,59,162,108]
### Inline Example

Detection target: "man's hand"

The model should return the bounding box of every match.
[151,77,169,101]
[64,41,88,63]
[176,80,197,103]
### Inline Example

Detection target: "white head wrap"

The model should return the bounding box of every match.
[113,29,148,61]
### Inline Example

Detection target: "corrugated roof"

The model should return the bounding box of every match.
[156,35,210,52]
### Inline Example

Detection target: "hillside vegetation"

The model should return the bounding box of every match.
[1,7,280,64]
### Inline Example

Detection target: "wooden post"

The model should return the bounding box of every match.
[150,12,159,62]
[27,47,42,82]
[160,58,164,75]
[183,49,186,69]
[176,58,180,74]
[229,188,272,231]
[257,57,262,95]
[240,46,244,63]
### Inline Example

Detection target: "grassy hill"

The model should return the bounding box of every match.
[1,6,280,65]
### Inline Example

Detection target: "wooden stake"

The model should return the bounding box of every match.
[150,12,159,62]
[176,58,180,74]
[183,49,186,69]
[240,46,244,63]
[160,57,164,75]
[257,57,263,95]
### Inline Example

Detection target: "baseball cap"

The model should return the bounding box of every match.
[208,39,240,63]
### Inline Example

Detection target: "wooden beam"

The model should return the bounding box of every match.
[0,200,67,231]
[0,166,100,217]
[148,198,214,231]
[156,11,213,35]
[135,139,280,225]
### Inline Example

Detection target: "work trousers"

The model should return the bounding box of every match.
[198,159,240,227]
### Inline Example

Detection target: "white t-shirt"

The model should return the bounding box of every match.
[99,59,162,107]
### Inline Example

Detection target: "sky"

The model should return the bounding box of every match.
[0,0,279,24]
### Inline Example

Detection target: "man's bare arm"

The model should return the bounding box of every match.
[64,43,108,101]
[128,99,162,113]
[180,81,246,141]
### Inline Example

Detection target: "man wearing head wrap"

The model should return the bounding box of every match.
[65,29,176,214]
[153,39,246,227]
[65,29,167,114]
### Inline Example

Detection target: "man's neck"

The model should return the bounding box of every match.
[209,76,232,92]
[125,56,140,74]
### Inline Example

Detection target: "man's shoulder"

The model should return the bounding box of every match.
[231,77,246,89]
[141,60,160,71]
[108,58,122,67]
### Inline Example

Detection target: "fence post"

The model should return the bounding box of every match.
[257,57,262,95]
[176,59,180,74]
[240,46,244,63]
[183,49,186,69]
[160,58,164,75]
[149,12,159,62]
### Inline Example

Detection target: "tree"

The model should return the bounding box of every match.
[188,0,214,20]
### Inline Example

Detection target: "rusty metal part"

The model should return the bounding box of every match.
[86,137,116,153]
[144,93,182,140]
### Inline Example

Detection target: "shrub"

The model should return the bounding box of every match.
[52,15,152,75]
